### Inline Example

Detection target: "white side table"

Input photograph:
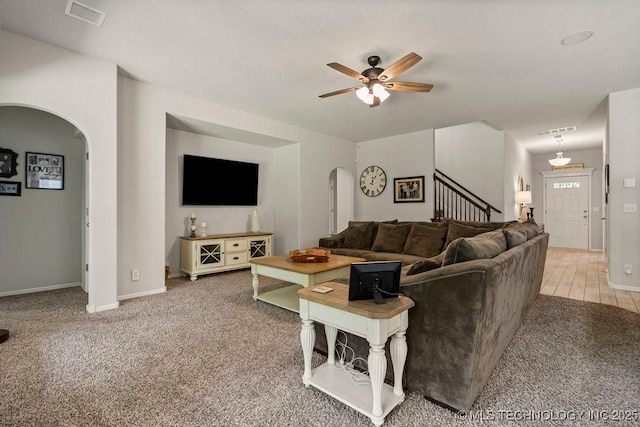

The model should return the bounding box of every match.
[298,282,415,426]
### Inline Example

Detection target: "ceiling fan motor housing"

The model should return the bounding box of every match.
[362,55,383,81]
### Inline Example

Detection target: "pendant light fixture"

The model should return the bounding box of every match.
[548,136,571,167]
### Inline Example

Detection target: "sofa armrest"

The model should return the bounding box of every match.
[318,234,344,249]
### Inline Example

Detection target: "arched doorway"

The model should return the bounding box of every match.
[0,106,89,304]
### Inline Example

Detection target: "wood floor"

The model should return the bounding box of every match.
[541,247,640,313]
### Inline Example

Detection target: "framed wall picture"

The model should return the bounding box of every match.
[0,147,19,178]
[393,176,425,203]
[0,181,21,196]
[25,152,64,190]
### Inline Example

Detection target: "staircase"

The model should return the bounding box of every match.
[433,169,502,222]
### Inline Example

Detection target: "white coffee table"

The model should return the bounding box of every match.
[298,282,415,426]
[250,254,365,312]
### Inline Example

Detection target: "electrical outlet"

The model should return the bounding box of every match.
[623,203,637,213]
[131,269,140,281]
[624,264,632,276]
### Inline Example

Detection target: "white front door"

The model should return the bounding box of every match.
[546,176,589,249]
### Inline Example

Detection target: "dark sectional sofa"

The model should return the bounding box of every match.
[316,218,548,413]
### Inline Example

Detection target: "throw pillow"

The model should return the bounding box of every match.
[503,228,528,249]
[407,258,442,275]
[442,229,507,266]
[343,221,375,250]
[371,223,412,253]
[443,222,493,250]
[403,223,448,258]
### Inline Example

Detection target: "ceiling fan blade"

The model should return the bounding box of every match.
[319,87,359,98]
[378,52,422,82]
[369,96,381,108]
[327,62,369,82]
[384,81,434,92]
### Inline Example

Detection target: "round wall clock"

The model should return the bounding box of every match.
[360,165,387,197]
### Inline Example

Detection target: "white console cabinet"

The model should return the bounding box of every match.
[180,232,272,281]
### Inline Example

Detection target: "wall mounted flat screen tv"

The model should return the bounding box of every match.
[182,154,259,206]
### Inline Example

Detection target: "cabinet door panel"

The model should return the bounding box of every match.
[196,241,224,269]
[249,238,270,259]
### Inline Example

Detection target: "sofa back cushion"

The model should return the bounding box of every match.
[343,221,376,250]
[442,229,507,265]
[403,223,448,257]
[342,220,399,249]
[371,223,412,253]
[504,220,540,240]
[443,222,494,249]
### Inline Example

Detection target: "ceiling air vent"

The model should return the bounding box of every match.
[541,125,577,135]
[65,1,106,27]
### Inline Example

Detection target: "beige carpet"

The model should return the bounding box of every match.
[1,270,639,426]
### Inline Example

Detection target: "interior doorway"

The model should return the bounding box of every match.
[0,106,89,301]
[328,167,354,234]
[542,169,594,250]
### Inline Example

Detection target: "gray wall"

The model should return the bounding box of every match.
[532,147,603,250]
[608,88,640,290]
[355,129,435,221]
[164,128,277,278]
[0,106,84,294]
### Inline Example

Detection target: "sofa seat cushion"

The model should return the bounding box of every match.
[403,223,448,258]
[371,223,412,253]
[325,248,371,258]
[442,229,507,265]
[443,222,494,249]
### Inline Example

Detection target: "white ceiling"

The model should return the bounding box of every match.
[1,0,639,154]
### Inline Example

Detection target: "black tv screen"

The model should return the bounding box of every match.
[182,155,259,206]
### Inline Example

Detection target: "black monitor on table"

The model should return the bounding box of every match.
[348,261,402,305]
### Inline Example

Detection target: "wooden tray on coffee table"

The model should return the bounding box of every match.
[289,248,331,263]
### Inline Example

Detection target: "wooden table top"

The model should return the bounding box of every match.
[250,254,365,274]
[298,282,415,319]
[180,231,273,241]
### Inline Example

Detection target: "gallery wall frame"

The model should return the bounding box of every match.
[0,180,21,196]
[0,147,19,178]
[393,175,425,203]
[25,152,64,190]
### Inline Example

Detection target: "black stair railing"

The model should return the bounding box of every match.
[433,169,502,222]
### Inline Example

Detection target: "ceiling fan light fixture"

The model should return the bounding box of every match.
[372,83,390,103]
[549,152,571,167]
[356,87,374,104]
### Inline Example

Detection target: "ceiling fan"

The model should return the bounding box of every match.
[319,52,433,107]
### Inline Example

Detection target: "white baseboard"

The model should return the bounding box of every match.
[0,282,80,298]
[607,282,640,293]
[86,302,120,313]
[168,273,183,279]
[606,270,639,292]
[117,287,167,301]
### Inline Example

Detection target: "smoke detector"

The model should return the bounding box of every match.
[65,1,106,27]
